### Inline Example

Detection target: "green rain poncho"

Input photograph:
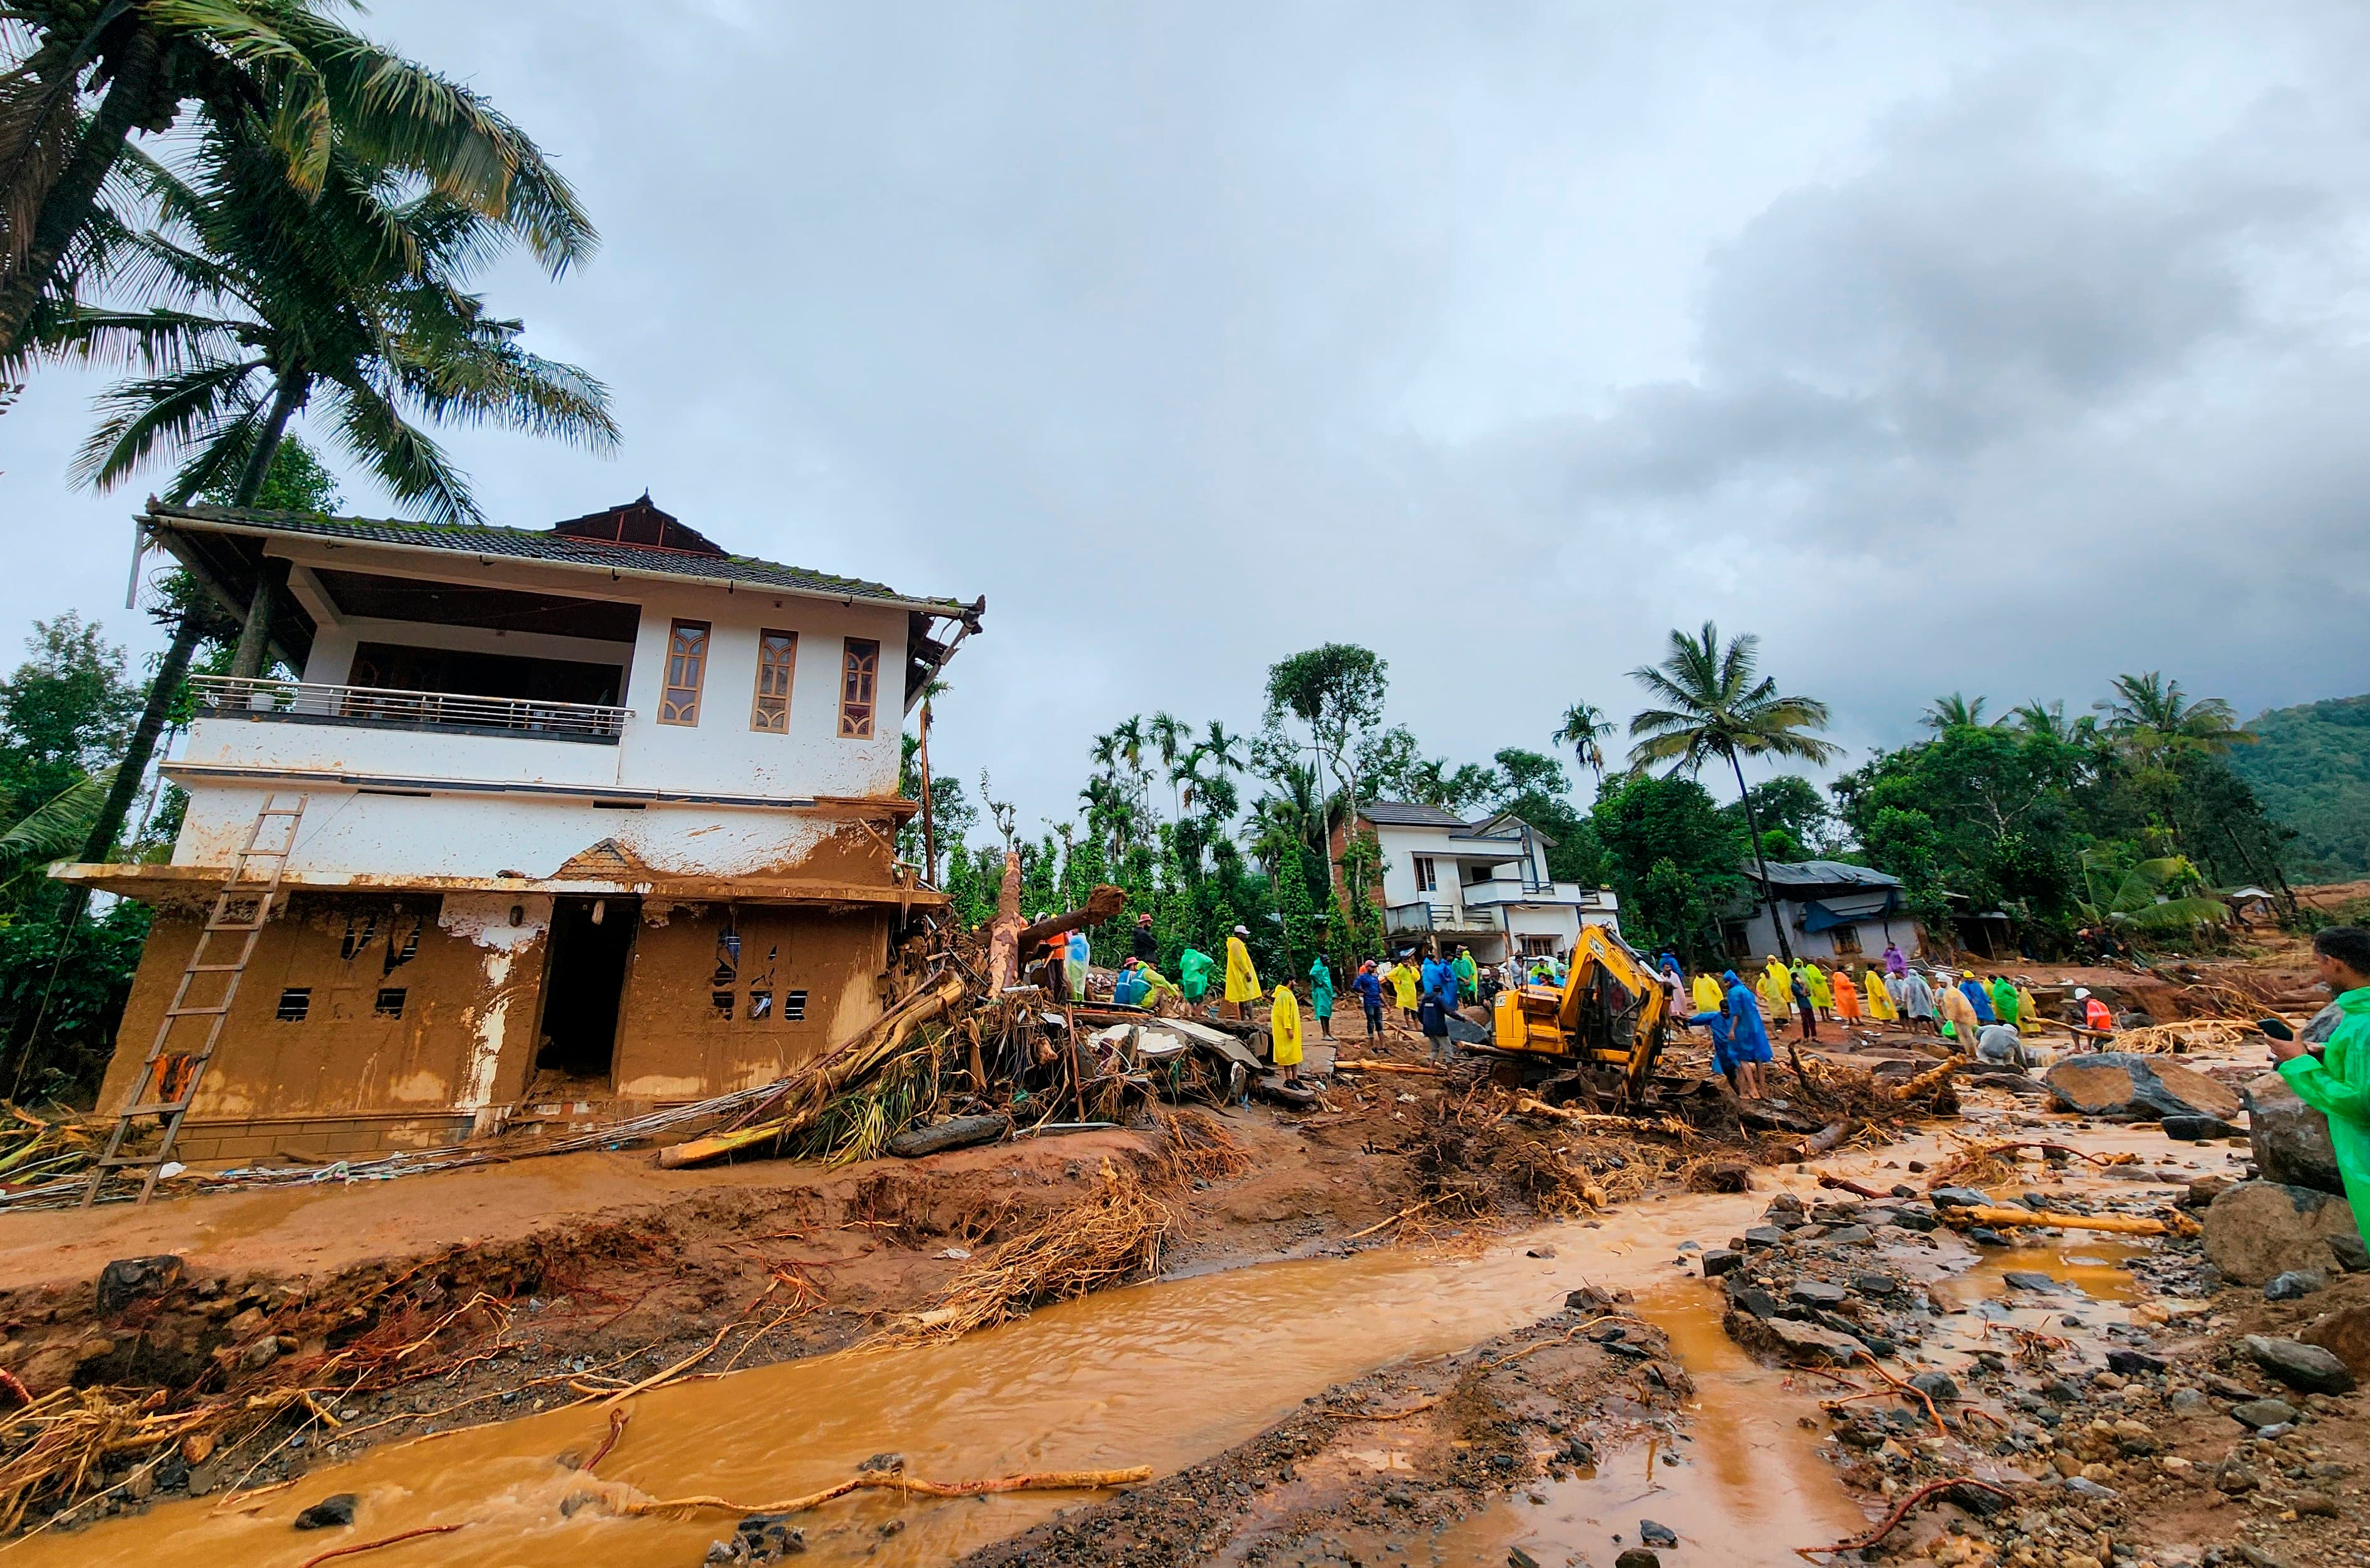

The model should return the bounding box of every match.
[1309,958,1335,1020]
[1178,947,1214,1001]
[1990,978,2020,1028]
[2279,986,2370,1255]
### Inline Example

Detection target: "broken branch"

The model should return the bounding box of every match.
[297,1524,466,1568]
[1795,1477,2012,1559]
[618,1465,1153,1518]
[1944,1204,2167,1236]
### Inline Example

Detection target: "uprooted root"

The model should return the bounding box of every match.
[1152,1108,1252,1186]
[869,1161,1174,1346]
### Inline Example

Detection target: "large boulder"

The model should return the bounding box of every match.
[2242,1335,2356,1396]
[2301,1304,2370,1378]
[2044,1053,2242,1121]
[2245,1072,2345,1196]
[2203,1181,2362,1285]
[1724,1310,1869,1366]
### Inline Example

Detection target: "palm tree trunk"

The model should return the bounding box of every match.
[224,370,307,678]
[0,28,164,358]
[1729,745,1793,962]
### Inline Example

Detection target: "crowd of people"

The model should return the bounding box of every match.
[1045,910,2136,1106]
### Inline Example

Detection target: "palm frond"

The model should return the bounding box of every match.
[72,355,267,489]
[0,768,116,878]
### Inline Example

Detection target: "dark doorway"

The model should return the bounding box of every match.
[536,896,638,1078]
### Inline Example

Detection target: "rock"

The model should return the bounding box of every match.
[1566,1284,1633,1314]
[294,1494,357,1530]
[2182,1174,2234,1209]
[2265,1270,2327,1301]
[2300,1303,2370,1375]
[1929,1186,1993,1209]
[1909,1371,1960,1402]
[1727,1285,1779,1320]
[2214,1462,2260,1494]
[2002,1271,2058,1292]
[2044,1054,2243,1121]
[95,1256,183,1316]
[1852,1274,1900,1297]
[2333,1232,2370,1273]
[2106,1349,2165,1376]
[1891,1209,1939,1232]
[2246,1072,2345,1196]
[2061,1475,2119,1500]
[1817,1224,1873,1246]
[1700,1248,1743,1278]
[1614,1552,1661,1568]
[1693,1161,1750,1193]
[2042,1377,2083,1404]
[1742,1225,1788,1249]
[2170,1388,2208,1413]
[2229,1397,2298,1430]
[1639,1520,1679,1548]
[1789,1281,1848,1308]
[237,1337,282,1372]
[2242,1334,2357,1395]
[2293,1491,2340,1518]
[2203,1182,2363,1285]
[1725,1310,1868,1366]
[1508,1550,1540,1568]
[1968,1228,2009,1246]
[2162,1114,2240,1141]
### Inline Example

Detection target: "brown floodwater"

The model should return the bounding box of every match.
[11,1185,1792,1568]
[12,1112,2199,1568]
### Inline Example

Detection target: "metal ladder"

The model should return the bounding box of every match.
[82,793,307,1209]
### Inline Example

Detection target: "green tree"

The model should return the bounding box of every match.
[1590,773,1745,966]
[1625,622,1838,961]
[1265,642,1387,887]
[0,613,139,810]
[1740,774,1832,858]
[1552,700,1615,782]
[1922,693,1995,731]
[2,0,594,357]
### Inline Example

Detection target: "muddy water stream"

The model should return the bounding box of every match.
[13,1115,2201,1568]
[14,1186,1793,1568]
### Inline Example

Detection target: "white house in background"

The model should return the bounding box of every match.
[1338,801,1619,962]
[60,495,982,1163]
[1726,859,1923,964]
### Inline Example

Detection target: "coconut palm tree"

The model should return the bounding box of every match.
[1,0,593,356]
[1552,701,1614,784]
[2095,672,2253,766]
[1627,622,1839,961]
[20,115,611,907]
[1922,693,1994,732]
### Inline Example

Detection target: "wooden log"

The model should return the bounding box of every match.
[1944,1204,2167,1236]
[1513,1095,1690,1138]
[621,1466,1155,1519]
[985,850,1024,992]
[1890,1058,1961,1101]
[1013,885,1128,951]
[887,1114,1011,1159]
[1332,1059,1448,1076]
[1803,1120,1852,1155]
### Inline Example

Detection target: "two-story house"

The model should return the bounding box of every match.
[1341,801,1619,964]
[60,496,982,1163]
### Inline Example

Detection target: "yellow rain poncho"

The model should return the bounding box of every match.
[1862,969,1898,1022]
[1759,960,1791,1014]
[1270,985,1304,1066]
[1224,935,1261,1003]
[1691,973,1723,1013]
[1387,962,1419,1010]
[1805,964,1833,1011]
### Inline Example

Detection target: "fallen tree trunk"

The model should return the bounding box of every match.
[887,1113,1011,1159]
[1013,885,1128,952]
[985,851,1025,992]
[1890,1058,1961,1102]
[1513,1095,1690,1138]
[658,970,968,1168]
[1943,1204,2168,1236]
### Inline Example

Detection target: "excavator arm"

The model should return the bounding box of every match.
[1489,925,1671,1105]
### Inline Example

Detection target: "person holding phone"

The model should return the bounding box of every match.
[2268,926,2370,1258]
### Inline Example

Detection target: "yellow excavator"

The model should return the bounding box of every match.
[1488,925,1673,1107]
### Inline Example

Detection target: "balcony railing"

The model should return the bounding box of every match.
[1383,900,1501,935]
[190,675,632,741]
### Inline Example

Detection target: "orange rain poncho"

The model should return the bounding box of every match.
[1832,969,1862,1021]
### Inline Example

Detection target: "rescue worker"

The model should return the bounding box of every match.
[1387,957,1420,1016]
[1989,974,2020,1029]
[2014,977,2042,1034]
[1959,971,1996,1025]
[1692,970,1724,1014]
[1938,975,1981,1048]
[1065,928,1091,1003]
[1805,962,1834,1020]
[1759,957,1792,1018]
[1223,925,1261,1020]
[1790,966,1819,1041]
[1899,967,1936,1034]
[1452,946,1479,1003]
[1309,956,1336,1040]
[1131,911,1159,964]
[1270,979,1304,1083]
[2073,987,2114,1040]
[1178,945,1214,1010]
[1833,967,1862,1023]
[1351,960,1385,1039]
[1861,966,1898,1023]
[2268,926,2370,1263]
[1721,967,1774,1099]
[1883,941,1907,977]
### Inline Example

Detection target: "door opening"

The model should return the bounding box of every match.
[535,896,638,1079]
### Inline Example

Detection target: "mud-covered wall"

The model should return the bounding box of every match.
[610,903,890,1101]
[99,892,550,1126]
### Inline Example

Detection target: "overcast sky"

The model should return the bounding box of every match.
[5,2,2368,838]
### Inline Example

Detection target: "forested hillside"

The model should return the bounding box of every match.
[2230,694,2370,880]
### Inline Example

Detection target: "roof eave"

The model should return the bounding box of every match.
[141,504,975,620]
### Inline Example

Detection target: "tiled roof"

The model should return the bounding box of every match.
[143,502,968,612]
[1361,800,1473,828]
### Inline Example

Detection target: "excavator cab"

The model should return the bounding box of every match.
[1489,925,1670,1107]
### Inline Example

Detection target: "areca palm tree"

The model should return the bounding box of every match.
[1627,622,1838,961]
[1552,701,1614,783]
[1146,710,1189,821]
[20,114,610,897]
[1,0,593,356]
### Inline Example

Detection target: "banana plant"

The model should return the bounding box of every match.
[2077,849,2229,931]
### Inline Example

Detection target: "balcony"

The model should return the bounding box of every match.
[1383,900,1501,936]
[1460,879,1597,911]
[190,675,631,744]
